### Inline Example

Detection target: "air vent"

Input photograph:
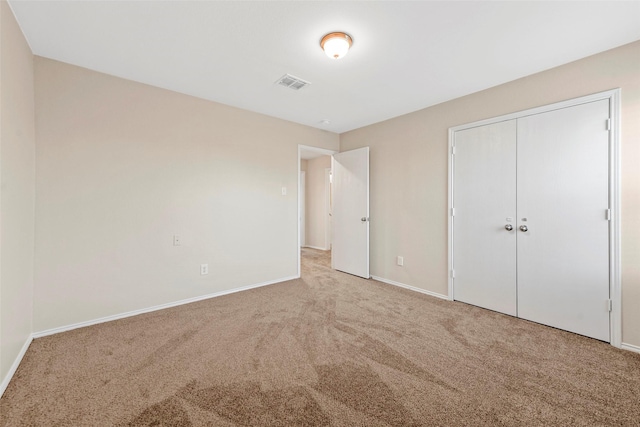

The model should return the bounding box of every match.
[275,74,310,90]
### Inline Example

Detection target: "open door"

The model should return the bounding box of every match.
[332,147,369,278]
[300,171,306,247]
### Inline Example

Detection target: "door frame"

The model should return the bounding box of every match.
[447,88,621,347]
[300,171,306,248]
[298,145,338,278]
[324,167,332,250]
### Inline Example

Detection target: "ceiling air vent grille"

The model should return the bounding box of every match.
[276,74,310,90]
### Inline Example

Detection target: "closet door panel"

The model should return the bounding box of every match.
[517,100,610,341]
[453,120,517,316]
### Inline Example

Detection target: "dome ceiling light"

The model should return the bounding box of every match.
[320,32,353,60]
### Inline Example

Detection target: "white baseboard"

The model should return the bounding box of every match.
[3,276,297,399]
[303,245,329,251]
[32,275,297,339]
[371,276,449,300]
[621,342,640,354]
[0,334,34,398]
[373,276,640,354]
[7,273,637,399]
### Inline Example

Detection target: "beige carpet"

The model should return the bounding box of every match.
[1,248,639,426]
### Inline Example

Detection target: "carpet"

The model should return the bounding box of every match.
[1,248,639,426]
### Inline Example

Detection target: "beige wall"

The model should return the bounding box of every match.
[0,9,636,386]
[340,40,640,348]
[304,156,331,249]
[0,0,35,384]
[34,57,338,332]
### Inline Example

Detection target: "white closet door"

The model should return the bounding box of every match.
[453,120,517,316]
[517,100,610,341]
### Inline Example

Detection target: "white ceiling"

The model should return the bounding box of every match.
[8,1,640,134]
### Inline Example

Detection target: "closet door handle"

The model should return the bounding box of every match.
[505,224,513,231]
[519,225,528,232]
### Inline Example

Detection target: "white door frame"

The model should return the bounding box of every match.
[298,145,338,278]
[448,88,621,348]
[324,167,332,250]
[300,171,306,248]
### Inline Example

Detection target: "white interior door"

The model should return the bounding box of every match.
[300,171,306,247]
[332,147,369,278]
[517,100,610,341]
[453,120,517,315]
[325,168,332,250]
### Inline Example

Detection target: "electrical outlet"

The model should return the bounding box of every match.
[200,264,209,275]
[397,256,404,266]
[173,235,181,246]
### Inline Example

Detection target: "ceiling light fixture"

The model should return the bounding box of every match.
[320,32,353,59]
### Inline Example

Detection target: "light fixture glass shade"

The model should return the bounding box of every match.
[321,32,352,59]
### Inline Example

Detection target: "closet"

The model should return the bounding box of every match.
[450,95,614,342]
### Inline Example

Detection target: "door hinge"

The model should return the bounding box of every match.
[606,209,611,221]
[606,118,611,131]
[450,270,455,278]
[451,208,455,217]
[606,299,612,312]
[451,146,456,155]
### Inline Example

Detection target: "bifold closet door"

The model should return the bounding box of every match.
[453,120,517,316]
[517,100,610,342]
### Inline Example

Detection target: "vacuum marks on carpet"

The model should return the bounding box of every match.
[125,362,423,426]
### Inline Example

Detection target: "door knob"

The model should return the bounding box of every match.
[505,224,513,231]
[361,217,368,222]
[519,225,528,232]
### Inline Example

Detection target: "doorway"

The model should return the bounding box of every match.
[298,145,337,277]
